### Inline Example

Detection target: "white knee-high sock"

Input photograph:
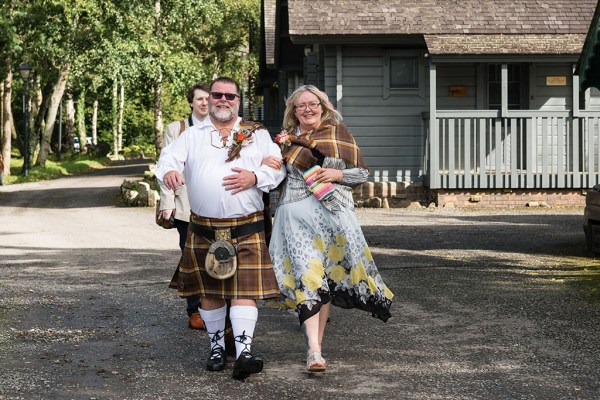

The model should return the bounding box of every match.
[199,305,227,353]
[229,305,258,358]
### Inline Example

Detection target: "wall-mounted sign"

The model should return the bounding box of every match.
[546,76,567,86]
[449,86,467,97]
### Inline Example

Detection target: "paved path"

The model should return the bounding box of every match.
[1,160,600,399]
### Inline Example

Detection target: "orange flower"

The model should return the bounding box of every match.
[226,126,256,162]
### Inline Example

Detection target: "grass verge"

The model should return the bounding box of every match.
[3,153,110,185]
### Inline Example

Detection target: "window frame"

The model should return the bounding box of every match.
[383,50,426,99]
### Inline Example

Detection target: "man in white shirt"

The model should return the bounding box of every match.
[159,82,210,331]
[155,77,285,380]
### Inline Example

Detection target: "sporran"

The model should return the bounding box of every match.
[205,228,237,280]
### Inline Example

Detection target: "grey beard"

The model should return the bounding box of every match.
[211,108,235,122]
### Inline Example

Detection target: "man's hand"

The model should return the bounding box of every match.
[314,168,343,183]
[163,171,185,190]
[223,167,256,194]
[160,209,174,220]
[261,155,283,170]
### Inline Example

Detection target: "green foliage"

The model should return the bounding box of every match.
[122,145,150,160]
[2,0,263,160]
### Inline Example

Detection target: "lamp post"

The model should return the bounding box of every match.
[19,63,32,176]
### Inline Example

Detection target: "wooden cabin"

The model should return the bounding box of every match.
[259,0,600,207]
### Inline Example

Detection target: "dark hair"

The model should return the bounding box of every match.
[210,76,241,95]
[187,82,210,104]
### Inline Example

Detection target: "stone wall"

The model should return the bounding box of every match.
[353,181,428,208]
[120,179,160,207]
[432,189,587,209]
[352,181,587,209]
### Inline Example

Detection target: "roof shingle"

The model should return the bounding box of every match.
[425,34,587,55]
[288,0,597,36]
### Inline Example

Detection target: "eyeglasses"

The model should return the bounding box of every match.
[295,102,321,111]
[210,129,231,149]
[210,92,239,101]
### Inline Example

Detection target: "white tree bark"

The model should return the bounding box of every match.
[112,77,118,158]
[65,92,75,152]
[91,98,98,145]
[117,81,124,151]
[2,67,15,178]
[153,0,163,157]
[77,89,87,154]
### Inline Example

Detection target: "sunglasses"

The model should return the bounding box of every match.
[210,92,239,101]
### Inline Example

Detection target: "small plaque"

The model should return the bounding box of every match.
[449,86,467,97]
[546,76,567,86]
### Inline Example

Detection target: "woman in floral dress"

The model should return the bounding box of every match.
[268,85,393,372]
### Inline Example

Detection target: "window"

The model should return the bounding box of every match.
[383,50,425,99]
[487,64,526,110]
[390,57,419,88]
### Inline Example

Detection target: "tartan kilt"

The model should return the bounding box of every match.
[172,211,280,300]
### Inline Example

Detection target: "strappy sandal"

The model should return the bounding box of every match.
[306,352,326,372]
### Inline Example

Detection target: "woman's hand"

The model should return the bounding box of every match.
[261,156,283,170]
[314,168,343,183]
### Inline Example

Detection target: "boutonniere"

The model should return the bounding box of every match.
[275,130,292,147]
[226,126,255,162]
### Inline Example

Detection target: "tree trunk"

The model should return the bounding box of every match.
[153,0,163,158]
[29,76,42,163]
[154,73,163,157]
[34,81,50,154]
[117,81,124,151]
[111,77,118,158]
[36,64,69,167]
[77,88,87,154]
[65,92,75,153]
[91,97,98,145]
[0,81,3,184]
[0,77,12,177]
[2,67,15,179]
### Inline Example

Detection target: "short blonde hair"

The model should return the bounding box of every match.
[282,85,342,131]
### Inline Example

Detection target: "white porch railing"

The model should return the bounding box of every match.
[426,110,600,189]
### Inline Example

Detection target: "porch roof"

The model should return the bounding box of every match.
[287,0,596,54]
[425,34,587,55]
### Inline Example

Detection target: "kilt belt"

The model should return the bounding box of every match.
[189,219,265,241]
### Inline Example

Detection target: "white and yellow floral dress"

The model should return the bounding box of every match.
[269,158,393,324]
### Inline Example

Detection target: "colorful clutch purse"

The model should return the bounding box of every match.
[302,165,335,201]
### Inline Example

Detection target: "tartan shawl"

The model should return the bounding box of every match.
[282,119,368,172]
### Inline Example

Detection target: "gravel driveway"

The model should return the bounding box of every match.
[1,160,600,400]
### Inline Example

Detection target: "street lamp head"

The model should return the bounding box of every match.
[19,63,32,81]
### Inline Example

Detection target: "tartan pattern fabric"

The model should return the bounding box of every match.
[282,119,367,172]
[173,211,280,300]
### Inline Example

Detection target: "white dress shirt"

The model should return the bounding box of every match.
[155,117,285,218]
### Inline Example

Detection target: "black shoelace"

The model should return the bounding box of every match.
[234,330,251,354]
[209,329,225,359]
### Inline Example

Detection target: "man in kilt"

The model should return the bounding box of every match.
[156,77,285,380]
